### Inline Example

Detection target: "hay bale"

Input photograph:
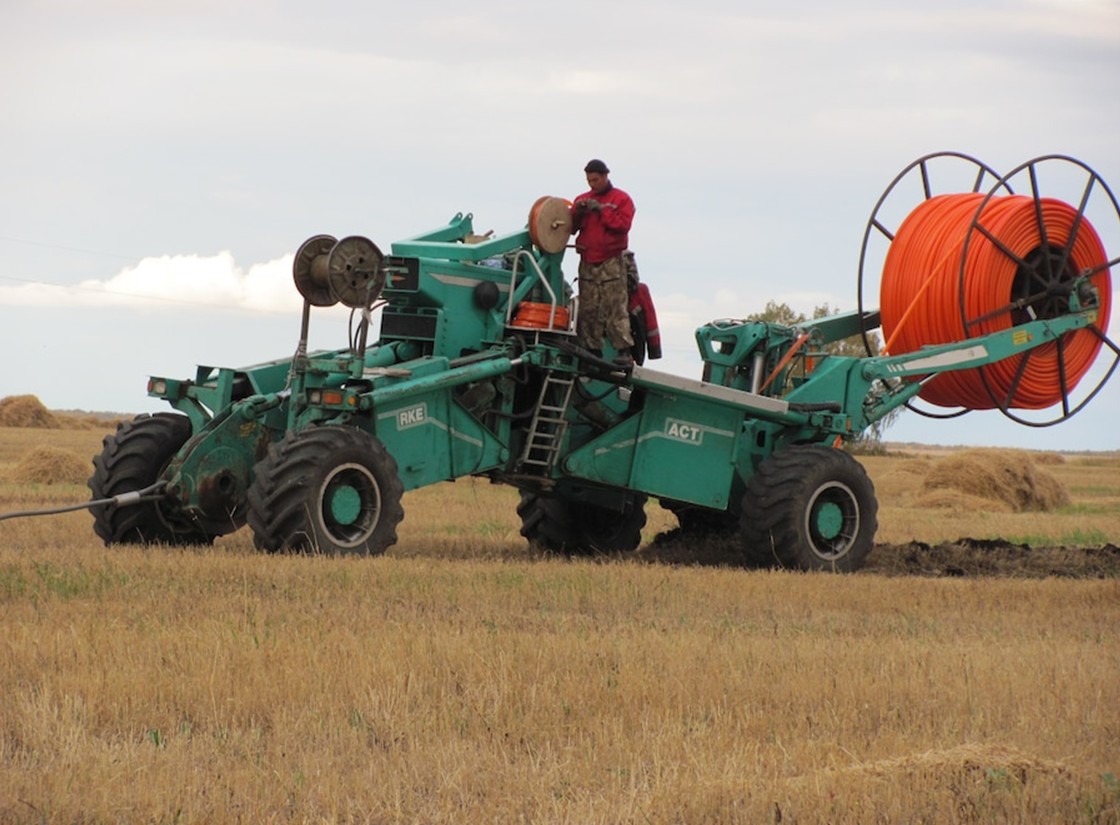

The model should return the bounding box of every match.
[1033,450,1066,465]
[9,446,90,485]
[921,449,1070,512]
[884,457,933,477]
[875,459,934,504]
[910,488,1015,514]
[0,395,61,429]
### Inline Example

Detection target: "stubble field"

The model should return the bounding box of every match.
[0,418,1117,823]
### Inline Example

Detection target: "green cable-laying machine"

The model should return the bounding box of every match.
[88,154,1118,571]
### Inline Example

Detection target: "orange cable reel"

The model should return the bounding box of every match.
[879,191,1112,411]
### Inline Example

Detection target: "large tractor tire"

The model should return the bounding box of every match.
[740,445,877,572]
[88,413,213,546]
[518,490,647,556]
[247,426,404,556]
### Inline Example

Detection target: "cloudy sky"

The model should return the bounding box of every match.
[2,0,1118,450]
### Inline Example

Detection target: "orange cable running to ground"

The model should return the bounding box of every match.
[880,193,1112,410]
[759,333,810,393]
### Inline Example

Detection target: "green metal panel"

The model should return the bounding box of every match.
[373,394,510,490]
[445,402,510,476]
[629,393,741,508]
[392,229,533,261]
[374,395,454,490]
[561,390,743,509]
[560,415,640,489]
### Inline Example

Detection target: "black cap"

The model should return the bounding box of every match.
[584,159,610,174]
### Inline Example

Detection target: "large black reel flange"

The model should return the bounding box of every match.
[857,151,1011,421]
[293,234,339,307]
[957,155,1120,427]
[328,235,386,309]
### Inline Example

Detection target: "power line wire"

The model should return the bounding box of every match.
[0,272,299,312]
[0,233,140,261]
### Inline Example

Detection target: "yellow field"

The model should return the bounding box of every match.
[0,423,1118,823]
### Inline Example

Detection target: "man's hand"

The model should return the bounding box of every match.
[579,199,602,212]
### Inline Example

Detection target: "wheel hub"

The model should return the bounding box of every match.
[1011,244,1078,324]
[328,484,363,525]
[805,481,860,560]
[319,463,382,547]
[813,500,844,541]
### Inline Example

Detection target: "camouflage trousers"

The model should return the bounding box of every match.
[576,255,634,352]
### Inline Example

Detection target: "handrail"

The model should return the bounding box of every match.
[506,249,562,328]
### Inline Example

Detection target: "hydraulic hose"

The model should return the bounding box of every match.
[0,482,167,522]
[880,193,1112,409]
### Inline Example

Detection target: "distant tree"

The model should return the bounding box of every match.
[747,301,900,452]
[751,299,802,328]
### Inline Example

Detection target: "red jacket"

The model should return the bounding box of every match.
[629,282,662,361]
[570,184,635,263]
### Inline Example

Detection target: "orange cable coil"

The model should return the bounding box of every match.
[511,301,571,330]
[880,193,1112,409]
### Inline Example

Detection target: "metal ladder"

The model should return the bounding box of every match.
[518,371,576,472]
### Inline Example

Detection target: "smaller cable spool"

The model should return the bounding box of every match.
[328,235,386,309]
[510,301,571,330]
[293,234,339,307]
[528,196,573,254]
[879,155,1120,426]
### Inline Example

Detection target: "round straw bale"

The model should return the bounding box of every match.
[0,395,61,429]
[1032,450,1066,465]
[910,488,1015,514]
[876,461,932,501]
[920,448,1070,512]
[9,446,90,485]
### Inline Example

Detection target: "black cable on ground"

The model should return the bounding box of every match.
[0,483,167,523]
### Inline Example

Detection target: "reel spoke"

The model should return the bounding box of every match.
[919,159,933,200]
[1055,173,1096,279]
[989,346,1029,412]
[1056,336,1072,418]
[871,217,894,243]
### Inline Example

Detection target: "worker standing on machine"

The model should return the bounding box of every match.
[570,158,636,364]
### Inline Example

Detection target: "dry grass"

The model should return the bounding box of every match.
[0,414,1118,823]
[2,543,1118,824]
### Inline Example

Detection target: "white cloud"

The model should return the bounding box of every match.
[0,252,302,313]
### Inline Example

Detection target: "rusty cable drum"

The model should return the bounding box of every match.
[293,234,339,307]
[528,196,572,254]
[327,235,385,309]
